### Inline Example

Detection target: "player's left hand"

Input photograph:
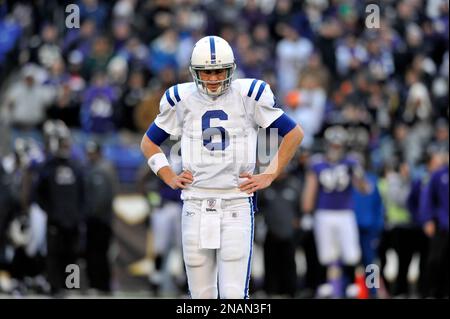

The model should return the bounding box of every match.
[238,172,275,194]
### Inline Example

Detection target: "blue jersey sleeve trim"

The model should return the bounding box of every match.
[267,113,297,137]
[255,81,267,101]
[145,122,170,146]
[174,85,181,102]
[165,89,175,107]
[247,79,258,97]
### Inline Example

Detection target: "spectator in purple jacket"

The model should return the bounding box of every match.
[419,151,449,298]
[80,72,118,136]
[406,149,446,297]
[63,19,96,59]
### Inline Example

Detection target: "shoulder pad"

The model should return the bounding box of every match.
[163,82,196,107]
[234,78,269,101]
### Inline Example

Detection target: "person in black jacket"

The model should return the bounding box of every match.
[258,164,301,298]
[0,160,14,289]
[35,120,85,296]
[84,140,117,294]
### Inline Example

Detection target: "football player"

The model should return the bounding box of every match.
[141,36,304,299]
[302,125,369,298]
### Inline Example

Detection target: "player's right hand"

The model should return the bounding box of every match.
[170,170,193,189]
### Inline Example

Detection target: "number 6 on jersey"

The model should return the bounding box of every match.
[202,110,229,151]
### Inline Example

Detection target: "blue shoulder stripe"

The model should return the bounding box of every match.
[174,85,181,102]
[165,89,175,107]
[255,81,266,101]
[247,79,258,97]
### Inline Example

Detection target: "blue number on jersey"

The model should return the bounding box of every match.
[202,110,229,151]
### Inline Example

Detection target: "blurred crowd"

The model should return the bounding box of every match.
[0,0,448,298]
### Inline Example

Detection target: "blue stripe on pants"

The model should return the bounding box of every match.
[244,197,255,299]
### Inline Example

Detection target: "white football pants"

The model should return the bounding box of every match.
[181,197,254,299]
[313,209,361,266]
[152,201,182,255]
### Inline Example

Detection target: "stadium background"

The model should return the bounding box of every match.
[0,0,448,299]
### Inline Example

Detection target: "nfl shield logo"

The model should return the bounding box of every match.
[207,199,216,208]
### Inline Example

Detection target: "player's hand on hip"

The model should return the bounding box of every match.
[170,170,193,189]
[238,172,275,194]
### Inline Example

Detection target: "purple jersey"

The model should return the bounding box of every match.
[159,180,182,203]
[311,155,361,210]
[81,86,117,134]
[420,165,449,231]
[27,142,45,170]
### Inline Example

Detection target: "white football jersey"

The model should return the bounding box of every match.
[154,79,284,200]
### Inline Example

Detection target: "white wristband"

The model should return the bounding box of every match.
[148,153,170,175]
